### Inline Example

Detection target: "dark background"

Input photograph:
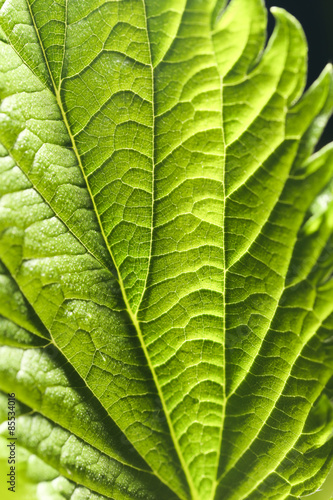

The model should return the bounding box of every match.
[265,0,333,146]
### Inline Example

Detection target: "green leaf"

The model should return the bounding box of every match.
[0,391,109,500]
[0,0,333,499]
[0,410,173,500]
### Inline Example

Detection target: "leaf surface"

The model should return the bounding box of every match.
[0,1,333,499]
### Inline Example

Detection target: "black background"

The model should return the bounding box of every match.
[265,0,333,146]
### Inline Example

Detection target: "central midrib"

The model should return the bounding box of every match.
[136,3,201,499]
[209,17,227,500]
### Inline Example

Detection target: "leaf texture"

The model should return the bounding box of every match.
[0,0,333,499]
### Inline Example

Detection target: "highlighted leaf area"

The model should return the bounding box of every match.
[0,0,333,499]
